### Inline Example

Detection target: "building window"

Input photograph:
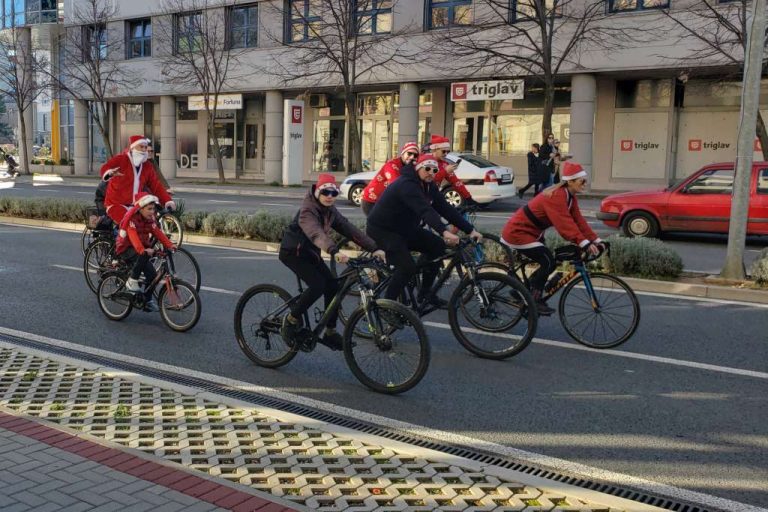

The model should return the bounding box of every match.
[355,0,392,35]
[230,4,257,48]
[2,0,24,28]
[127,19,151,58]
[25,0,56,24]
[609,0,668,12]
[511,0,562,21]
[428,0,472,29]
[176,11,202,53]
[83,25,107,61]
[287,0,321,42]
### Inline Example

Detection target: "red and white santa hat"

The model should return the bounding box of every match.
[128,135,150,150]
[561,161,588,181]
[415,154,439,171]
[134,191,158,208]
[429,135,451,151]
[314,173,339,198]
[400,141,419,156]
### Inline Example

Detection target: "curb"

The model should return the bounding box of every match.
[3,215,766,305]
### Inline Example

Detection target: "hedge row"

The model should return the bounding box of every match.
[0,197,685,280]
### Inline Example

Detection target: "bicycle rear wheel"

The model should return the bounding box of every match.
[160,213,184,248]
[234,284,298,368]
[449,272,537,359]
[343,299,429,395]
[97,272,133,321]
[158,279,201,332]
[559,273,640,349]
[84,239,115,294]
[81,226,92,255]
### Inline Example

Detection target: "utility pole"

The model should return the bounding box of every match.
[721,0,766,279]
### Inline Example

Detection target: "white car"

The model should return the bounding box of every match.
[339,152,516,207]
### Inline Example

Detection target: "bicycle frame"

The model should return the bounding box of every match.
[519,254,602,311]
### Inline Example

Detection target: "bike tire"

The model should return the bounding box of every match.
[234,284,298,368]
[559,273,640,349]
[160,213,184,248]
[158,279,201,332]
[97,272,133,321]
[170,247,201,292]
[448,272,537,360]
[84,239,115,294]
[343,299,429,395]
[81,226,92,255]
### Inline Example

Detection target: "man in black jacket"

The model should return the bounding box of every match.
[367,154,482,307]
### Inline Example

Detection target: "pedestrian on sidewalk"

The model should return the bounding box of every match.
[540,133,556,186]
[517,143,542,198]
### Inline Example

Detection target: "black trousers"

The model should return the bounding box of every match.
[367,225,446,301]
[120,248,157,299]
[518,181,543,196]
[361,200,374,217]
[517,245,556,293]
[279,250,340,328]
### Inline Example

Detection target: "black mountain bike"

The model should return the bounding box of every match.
[333,239,538,360]
[97,250,201,332]
[234,257,430,394]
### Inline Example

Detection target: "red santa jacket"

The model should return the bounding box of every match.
[361,157,402,204]
[435,159,471,200]
[115,205,174,256]
[100,152,171,212]
[502,187,598,248]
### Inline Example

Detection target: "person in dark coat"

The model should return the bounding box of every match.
[517,143,542,198]
[539,133,556,186]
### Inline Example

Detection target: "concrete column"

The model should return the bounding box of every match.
[16,27,33,173]
[398,82,419,148]
[569,74,597,179]
[431,87,447,139]
[159,96,177,179]
[74,100,89,175]
[264,90,283,184]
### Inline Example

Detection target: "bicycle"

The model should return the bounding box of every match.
[485,242,640,349]
[234,256,430,394]
[97,250,201,332]
[333,238,538,360]
[81,205,184,255]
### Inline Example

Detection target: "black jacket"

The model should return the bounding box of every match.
[527,151,540,181]
[367,164,474,235]
[539,143,555,171]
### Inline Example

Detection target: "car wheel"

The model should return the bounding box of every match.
[349,184,364,206]
[443,187,464,208]
[622,211,659,238]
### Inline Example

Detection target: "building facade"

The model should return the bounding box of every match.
[7,0,766,191]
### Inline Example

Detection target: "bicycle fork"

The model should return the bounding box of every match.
[578,265,600,312]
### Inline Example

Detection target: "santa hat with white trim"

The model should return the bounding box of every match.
[128,135,150,150]
[415,154,439,171]
[560,161,588,181]
[134,191,158,208]
[400,141,419,156]
[429,135,451,151]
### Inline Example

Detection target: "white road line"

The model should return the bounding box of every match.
[75,191,92,195]
[0,325,762,512]
[52,264,82,272]
[208,199,238,204]
[200,285,239,296]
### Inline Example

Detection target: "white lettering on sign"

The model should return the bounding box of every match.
[178,154,199,169]
[451,80,524,101]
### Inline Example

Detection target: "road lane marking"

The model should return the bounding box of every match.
[208,199,238,204]
[0,325,762,512]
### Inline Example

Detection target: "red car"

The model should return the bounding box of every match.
[598,162,768,237]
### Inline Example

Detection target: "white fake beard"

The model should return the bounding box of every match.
[131,150,147,167]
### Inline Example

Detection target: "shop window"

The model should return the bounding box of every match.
[287,0,321,42]
[127,18,151,58]
[359,94,393,116]
[428,0,472,29]
[121,104,143,123]
[492,112,569,154]
[511,0,562,22]
[176,101,198,121]
[230,4,258,48]
[355,0,392,34]
[609,0,668,12]
[683,79,768,108]
[683,169,734,195]
[313,118,346,173]
[616,79,671,109]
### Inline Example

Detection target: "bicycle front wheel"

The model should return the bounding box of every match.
[84,239,114,294]
[343,299,429,395]
[234,284,298,368]
[170,247,201,292]
[81,226,92,255]
[158,279,201,332]
[160,213,184,248]
[559,273,640,349]
[449,272,537,359]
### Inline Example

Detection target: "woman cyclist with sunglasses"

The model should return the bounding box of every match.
[279,174,385,351]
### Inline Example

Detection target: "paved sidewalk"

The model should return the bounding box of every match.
[0,337,661,512]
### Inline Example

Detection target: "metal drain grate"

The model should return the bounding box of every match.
[1,333,712,512]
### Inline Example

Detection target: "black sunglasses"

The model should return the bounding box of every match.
[421,166,438,173]
[320,189,339,197]
[405,152,418,157]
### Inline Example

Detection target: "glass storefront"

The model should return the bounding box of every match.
[58,99,74,163]
[312,95,346,173]
[176,101,199,169]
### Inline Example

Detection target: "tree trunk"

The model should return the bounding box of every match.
[757,109,768,160]
[541,78,555,144]
[18,111,29,176]
[345,91,361,174]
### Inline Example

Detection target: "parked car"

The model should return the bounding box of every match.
[598,162,768,237]
[339,152,516,207]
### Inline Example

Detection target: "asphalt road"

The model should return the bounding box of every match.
[2,179,767,273]
[0,224,767,509]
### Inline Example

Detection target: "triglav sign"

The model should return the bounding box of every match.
[451,80,524,101]
[188,94,243,111]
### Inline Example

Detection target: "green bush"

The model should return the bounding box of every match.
[201,211,229,236]
[180,210,207,231]
[0,197,87,222]
[244,211,291,242]
[750,248,768,285]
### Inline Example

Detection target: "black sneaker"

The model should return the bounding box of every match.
[535,300,555,316]
[420,295,448,310]
[319,331,344,351]
[517,190,524,199]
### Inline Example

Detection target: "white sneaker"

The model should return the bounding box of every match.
[125,278,142,292]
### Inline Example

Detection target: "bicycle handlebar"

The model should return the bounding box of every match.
[580,241,610,263]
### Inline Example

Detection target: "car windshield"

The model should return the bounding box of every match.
[456,154,496,168]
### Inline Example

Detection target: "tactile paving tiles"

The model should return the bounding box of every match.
[0,347,622,512]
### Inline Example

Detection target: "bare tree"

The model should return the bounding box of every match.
[658,0,768,159]
[0,21,43,175]
[52,0,140,159]
[431,0,629,142]
[265,0,414,174]
[155,0,247,184]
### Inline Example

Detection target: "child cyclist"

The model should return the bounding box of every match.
[279,174,385,351]
[114,192,177,312]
